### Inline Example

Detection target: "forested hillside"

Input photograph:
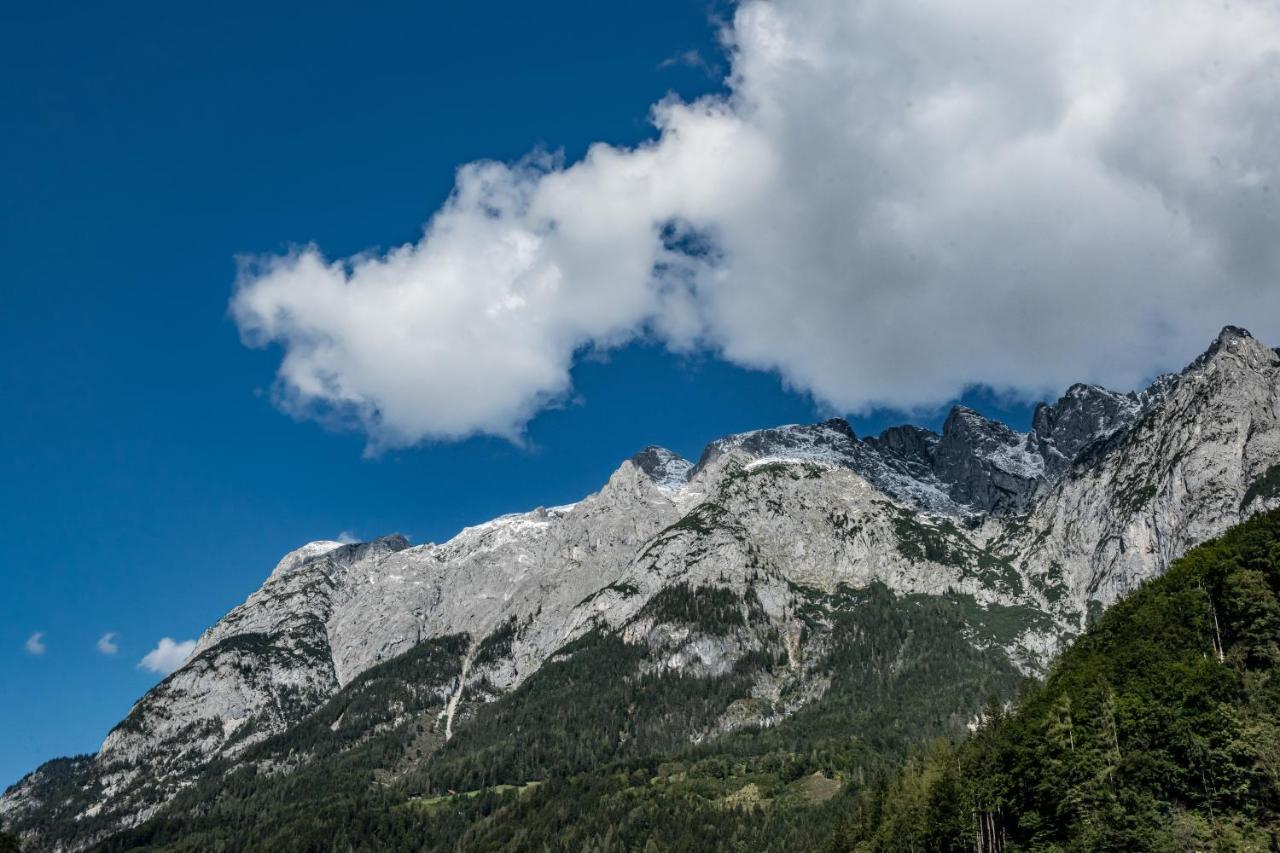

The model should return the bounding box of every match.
[831,509,1280,851]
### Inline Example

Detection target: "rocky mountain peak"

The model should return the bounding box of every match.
[269,540,347,578]
[818,416,857,437]
[691,418,858,476]
[1183,325,1278,376]
[1030,384,1141,476]
[932,406,1042,513]
[267,535,411,584]
[942,405,1020,445]
[866,424,939,466]
[1217,324,1253,344]
[630,446,694,490]
[677,327,1280,518]
[363,533,412,555]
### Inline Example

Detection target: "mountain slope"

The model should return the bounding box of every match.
[5,325,1280,851]
[88,582,1023,852]
[84,510,1280,852]
[832,507,1280,851]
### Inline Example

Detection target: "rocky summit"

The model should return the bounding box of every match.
[6,326,1280,851]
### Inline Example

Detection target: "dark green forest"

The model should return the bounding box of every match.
[7,511,1280,852]
[832,509,1280,851]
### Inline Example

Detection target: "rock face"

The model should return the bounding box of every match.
[630,446,695,490]
[932,406,1045,512]
[6,326,1280,850]
[997,326,1280,612]
[1028,384,1142,477]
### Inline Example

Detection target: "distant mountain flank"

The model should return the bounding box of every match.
[5,325,1280,852]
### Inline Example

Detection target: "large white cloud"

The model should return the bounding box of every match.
[233,0,1280,448]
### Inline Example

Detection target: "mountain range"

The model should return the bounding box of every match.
[5,325,1280,851]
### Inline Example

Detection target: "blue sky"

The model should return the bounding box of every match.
[4,0,1275,789]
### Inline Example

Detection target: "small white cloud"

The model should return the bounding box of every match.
[658,48,718,76]
[97,632,119,655]
[336,530,359,544]
[138,637,196,676]
[25,632,46,656]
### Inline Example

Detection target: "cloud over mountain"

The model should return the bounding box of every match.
[233,0,1280,448]
[139,638,196,676]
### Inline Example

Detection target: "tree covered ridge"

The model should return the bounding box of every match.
[832,508,1280,851]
